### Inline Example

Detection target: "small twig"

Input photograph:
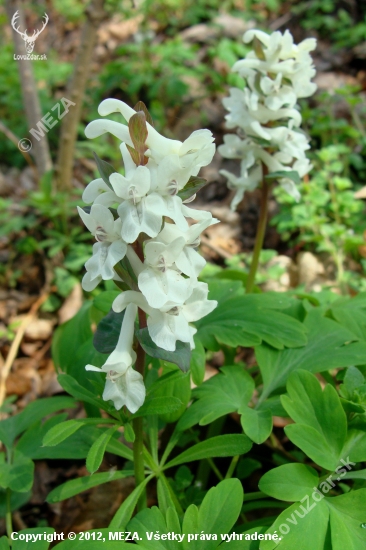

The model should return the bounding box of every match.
[0,293,49,417]
[269,12,292,31]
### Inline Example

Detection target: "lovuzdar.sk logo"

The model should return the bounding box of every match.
[11,10,48,54]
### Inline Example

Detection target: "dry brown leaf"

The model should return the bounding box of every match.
[24,318,54,340]
[58,283,83,324]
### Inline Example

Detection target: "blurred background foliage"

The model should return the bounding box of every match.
[0,0,366,302]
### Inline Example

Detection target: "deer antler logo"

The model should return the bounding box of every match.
[11,10,49,54]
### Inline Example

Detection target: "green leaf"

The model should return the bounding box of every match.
[128,479,243,550]
[165,434,252,469]
[0,536,10,550]
[128,506,172,550]
[0,456,34,493]
[256,309,366,401]
[328,489,366,549]
[109,475,153,530]
[133,397,183,418]
[136,328,191,373]
[259,464,319,501]
[148,368,191,423]
[86,426,119,474]
[93,291,120,314]
[190,337,206,386]
[157,478,177,517]
[58,374,108,412]
[17,416,133,461]
[240,406,272,444]
[47,470,134,503]
[265,170,301,185]
[0,396,75,449]
[52,303,106,400]
[262,490,366,550]
[182,505,198,548]
[178,176,207,202]
[282,371,347,470]
[42,420,84,446]
[52,302,92,374]
[330,294,366,342]
[93,151,115,189]
[17,415,88,460]
[341,468,366,480]
[182,479,243,550]
[189,366,255,426]
[93,308,124,354]
[195,281,307,351]
[124,423,135,443]
[261,498,329,550]
[343,366,365,394]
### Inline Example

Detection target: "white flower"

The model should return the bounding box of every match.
[156,218,215,278]
[220,163,263,211]
[110,166,165,243]
[113,283,217,352]
[78,204,127,289]
[138,237,192,308]
[260,74,297,110]
[218,135,258,161]
[85,303,145,413]
[85,99,215,176]
[223,87,302,135]
[220,28,316,208]
[82,178,121,207]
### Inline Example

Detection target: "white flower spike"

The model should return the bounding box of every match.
[219,28,317,209]
[81,99,218,415]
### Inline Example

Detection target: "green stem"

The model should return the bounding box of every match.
[133,416,147,511]
[244,491,268,501]
[6,488,12,542]
[207,458,224,481]
[195,418,225,488]
[225,454,240,479]
[133,309,147,512]
[245,180,271,293]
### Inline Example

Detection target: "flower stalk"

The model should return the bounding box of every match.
[245,176,271,293]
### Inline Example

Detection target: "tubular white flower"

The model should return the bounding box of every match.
[220,163,262,211]
[112,283,217,352]
[82,178,120,207]
[147,282,217,351]
[156,219,214,279]
[219,28,317,209]
[138,238,191,309]
[86,99,215,176]
[78,204,127,287]
[85,303,145,413]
